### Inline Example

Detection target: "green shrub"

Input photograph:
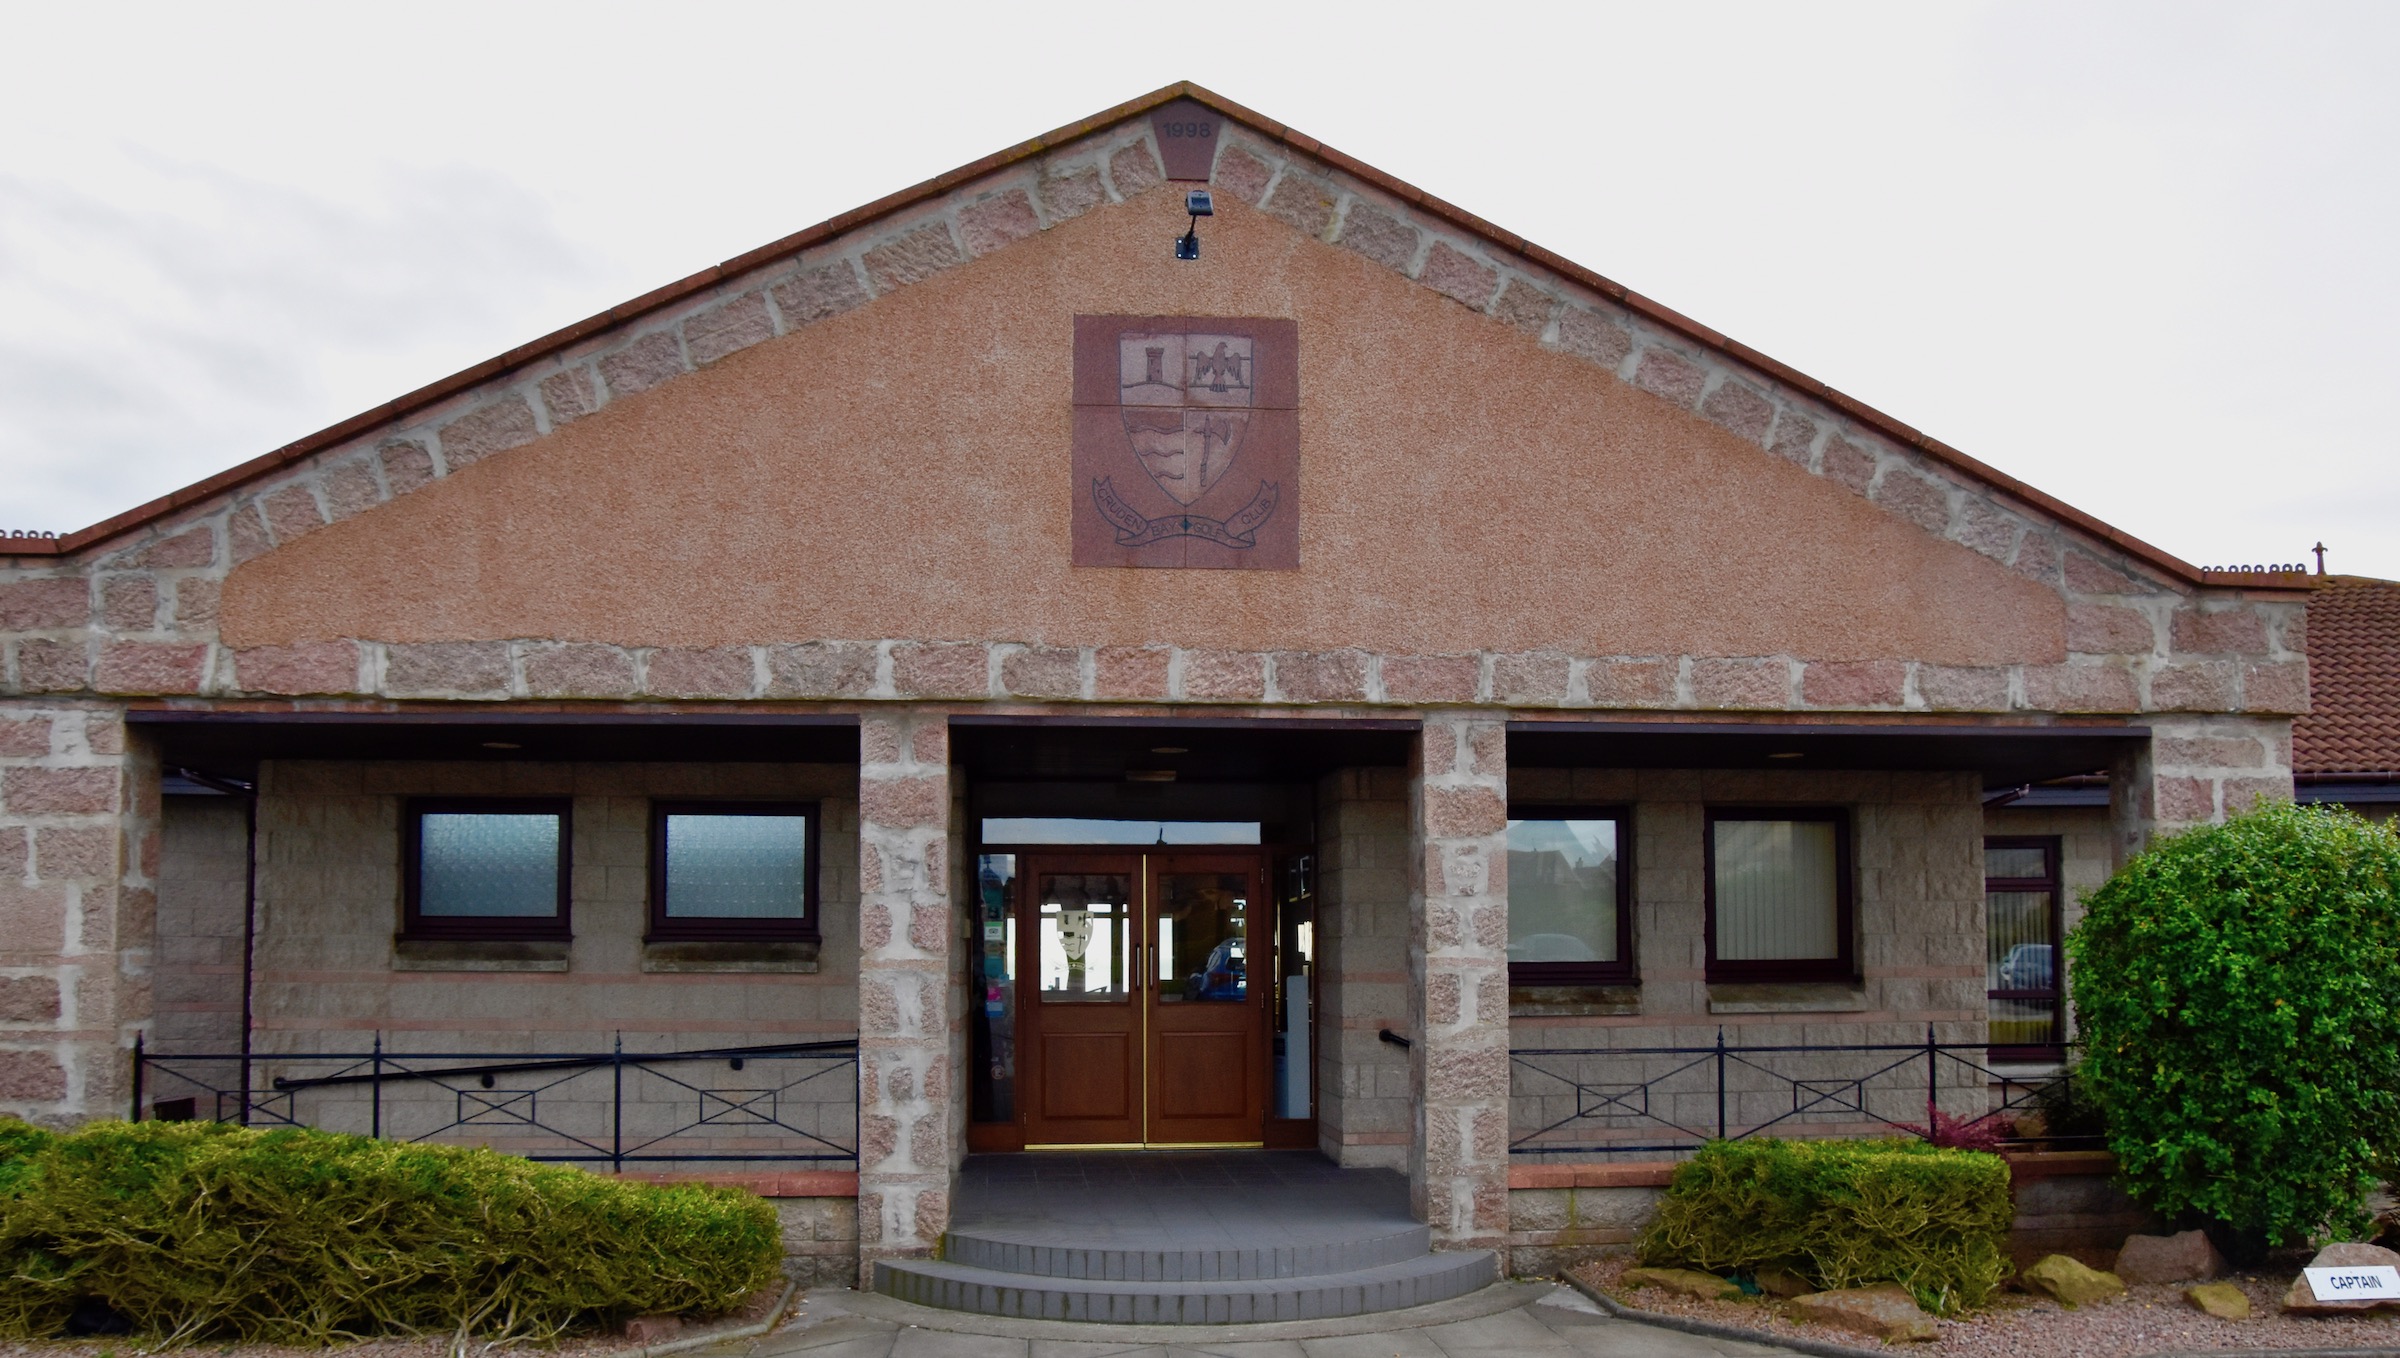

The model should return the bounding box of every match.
[1636,1138,2013,1314]
[0,1118,781,1345]
[2069,801,2400,1249]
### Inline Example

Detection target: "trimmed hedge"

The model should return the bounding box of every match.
[2070,801,2400,1249]
[1636,1138,2013,1314]
[0,1118,781,1345]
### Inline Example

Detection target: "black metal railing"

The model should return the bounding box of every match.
[134,1034,859,1170]
[1510,1027,2089,1157]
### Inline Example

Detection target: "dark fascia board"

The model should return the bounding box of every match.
[0,81,2303,598]
[127,706,860,774]
[947,713,1420,732]
[125,708,859,729]
[1510,718,2148,786]
[2298,782,2400,804]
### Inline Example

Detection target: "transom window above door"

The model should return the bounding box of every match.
[1504,806,1634,985]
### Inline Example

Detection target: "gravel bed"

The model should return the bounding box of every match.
[0,1284,797,1358]
[1572,1254,2400,1355]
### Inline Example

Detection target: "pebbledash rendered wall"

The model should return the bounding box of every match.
[0,86,2310,1277]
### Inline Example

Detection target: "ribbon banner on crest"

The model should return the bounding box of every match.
[1092,477,1280,548]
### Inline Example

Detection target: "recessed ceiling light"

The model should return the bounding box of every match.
[1151,745,1188,755]
[1126,769,1178,782]
[1767,751,1804,760]
[481,741,523,750]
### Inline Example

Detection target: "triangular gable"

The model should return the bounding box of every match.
[0,84,2310,719]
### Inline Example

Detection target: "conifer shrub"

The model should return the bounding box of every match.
[0,1118,781,1345]
[2069,800,2400,1250]
[1635,1138,2013,1314]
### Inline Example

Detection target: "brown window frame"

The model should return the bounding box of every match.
[1703,806,1856,984]
[646,800,821,943]
[401,797,573,941]
[1983,834,2066,1062]
[1505,803,1637,986]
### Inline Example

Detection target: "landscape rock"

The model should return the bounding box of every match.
[1754,1266,1815,1298]
[2022,1253,2127,1308]
[621,1315,685,1344]
[2185,1282,2251,1319]
[1786,1284,1938,1343]
[2115,1229,2227,1284]
[2280,1241,2400,1315]
[1622,1266,1744,1301]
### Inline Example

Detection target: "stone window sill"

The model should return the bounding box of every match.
[1707,982,1868,1014]
[1510,984,1640,1018]
[394,938,570,972]
[642,940,820,974]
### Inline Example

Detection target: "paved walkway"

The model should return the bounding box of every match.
[729,1281,1805,1358]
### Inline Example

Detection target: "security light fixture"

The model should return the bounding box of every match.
[1174,188,1213,260]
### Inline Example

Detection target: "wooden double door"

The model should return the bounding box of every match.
[1017,851,1269,1146]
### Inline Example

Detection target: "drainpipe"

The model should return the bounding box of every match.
[173,766,258,1124]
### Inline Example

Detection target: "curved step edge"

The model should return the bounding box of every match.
[873,1249,1499,1324]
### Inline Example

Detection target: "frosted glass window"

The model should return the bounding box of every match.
[665,814,808,919]
[1506,818,1620,963]
[1711,819,1840,961]
[418,813,561,917]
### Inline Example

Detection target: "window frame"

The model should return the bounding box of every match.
[1702,806,1856,984]
[646,800,822,943]
[401,796,574,941]
[1983,834,2066,1062]
[1503,803,1637,986]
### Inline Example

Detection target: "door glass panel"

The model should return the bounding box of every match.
[1989,996,2058,1048]
[1985,845,2049,880]
[1157,872,1247,1004]
[1036,873,1131,1001]
[1985,891,2055,991]
[971,854,1017,1122]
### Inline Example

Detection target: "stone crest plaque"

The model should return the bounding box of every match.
[1072,315,1298,569]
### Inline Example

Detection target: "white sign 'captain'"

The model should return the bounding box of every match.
[2305,1265,2400,1302]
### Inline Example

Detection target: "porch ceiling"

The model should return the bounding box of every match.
[949,715,1416,783]
[129,708,858,779]
[1507,719,2147,790]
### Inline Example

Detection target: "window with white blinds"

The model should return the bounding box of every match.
[1705,809,1852,981]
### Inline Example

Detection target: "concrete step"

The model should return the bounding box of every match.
[873,1248,1499,1324]
[942,1221,1431,1281]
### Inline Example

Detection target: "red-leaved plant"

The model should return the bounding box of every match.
[1923,1103,2011,1152]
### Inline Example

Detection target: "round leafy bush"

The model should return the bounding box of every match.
[2069,800,2400,1248]
[0,1118,781,1344]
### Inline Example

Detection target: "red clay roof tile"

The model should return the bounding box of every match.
[2295,575,2400,775]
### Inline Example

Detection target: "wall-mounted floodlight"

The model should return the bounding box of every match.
[1175,188,1213,261]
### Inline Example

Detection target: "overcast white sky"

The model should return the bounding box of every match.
[2,2,2393,576]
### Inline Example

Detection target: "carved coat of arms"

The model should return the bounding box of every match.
[1071,316,1298,569]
